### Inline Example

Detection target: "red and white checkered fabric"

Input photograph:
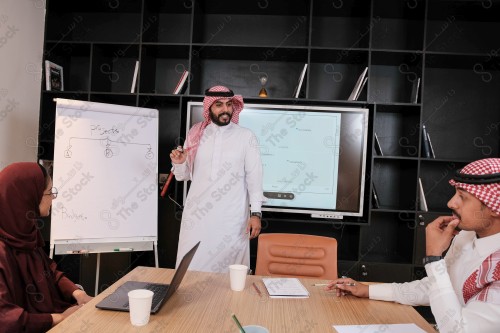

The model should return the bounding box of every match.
[449,158,500,215]
[185,86,244,172]
[462,249,500,305]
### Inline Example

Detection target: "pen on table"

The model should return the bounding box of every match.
[114,248,133,252]
[231,313,246,333]
[252,282,262,297]
[312,283,356,287]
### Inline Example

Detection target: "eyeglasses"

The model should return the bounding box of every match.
[44,187,58,199]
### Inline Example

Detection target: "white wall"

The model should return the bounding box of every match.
[0,0,45,168]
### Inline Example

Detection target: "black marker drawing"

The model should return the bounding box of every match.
[64,136,155,159]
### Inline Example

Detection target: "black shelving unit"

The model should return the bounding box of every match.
[39,0,500,290]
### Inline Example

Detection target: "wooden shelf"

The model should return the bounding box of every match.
[39,0,500,288]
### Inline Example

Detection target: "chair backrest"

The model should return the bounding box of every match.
[255,233,338,280]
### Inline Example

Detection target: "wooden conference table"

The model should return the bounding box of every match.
[49,266,435,333]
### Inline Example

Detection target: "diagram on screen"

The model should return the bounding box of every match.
[239,109,341,210]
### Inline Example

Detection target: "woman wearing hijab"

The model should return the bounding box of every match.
[0,162,92,332]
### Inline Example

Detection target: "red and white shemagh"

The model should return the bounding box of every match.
[185,86,244,172]
[462,249,500,305]
[449,158,500,215]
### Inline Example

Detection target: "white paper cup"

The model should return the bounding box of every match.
[229,264,248,291]
[128,289,154,327]
[242,325,270,333]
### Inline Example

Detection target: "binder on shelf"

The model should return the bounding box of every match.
[426,131,436,158]
[293,64,308,98]
[421,125,432,158]
[411,77,421,104]
[173,70,189,95]
[418,178,428,212]
[130,60,139,93]
[354,77,368,101]
[348,67,368,101]
[374,132,383,156]
[372,182,380,209]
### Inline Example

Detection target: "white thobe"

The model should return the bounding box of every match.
[369,230,500,333]
[172,122,264,273]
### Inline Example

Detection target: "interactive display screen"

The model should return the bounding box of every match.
[186,102,371,221]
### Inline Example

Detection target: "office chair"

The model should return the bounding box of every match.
[255,233,338,280]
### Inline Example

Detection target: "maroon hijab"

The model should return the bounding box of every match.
[0,162,74,315]
[0,162,46,250]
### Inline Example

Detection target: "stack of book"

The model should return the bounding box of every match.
[131,60,139,93]
[372,182,380,209]
[348,67,368,101]
[374,132,383,156]
[411,77,421,104]
[173,70,189,94]
[418,178,428,211]
[293,64,308,98]
[421,125,435,158]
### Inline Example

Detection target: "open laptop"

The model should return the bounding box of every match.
[95,241,200,314]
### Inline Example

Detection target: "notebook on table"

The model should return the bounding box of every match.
[262,277,310,298]
[95,241,200,314]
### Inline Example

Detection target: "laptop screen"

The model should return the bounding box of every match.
[95,241,200,313]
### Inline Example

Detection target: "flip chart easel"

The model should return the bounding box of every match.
[49,98,159,295]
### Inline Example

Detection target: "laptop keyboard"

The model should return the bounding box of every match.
[123,283,169,310]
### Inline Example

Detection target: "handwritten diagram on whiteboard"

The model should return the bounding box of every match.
[239,109,341,210]
[50,99,159,246]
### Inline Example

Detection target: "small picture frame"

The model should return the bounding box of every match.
[45,60,64,91]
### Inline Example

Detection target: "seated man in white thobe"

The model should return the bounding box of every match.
[327,158,500,333]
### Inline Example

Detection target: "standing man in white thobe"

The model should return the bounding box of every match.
[170,85,264,273]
